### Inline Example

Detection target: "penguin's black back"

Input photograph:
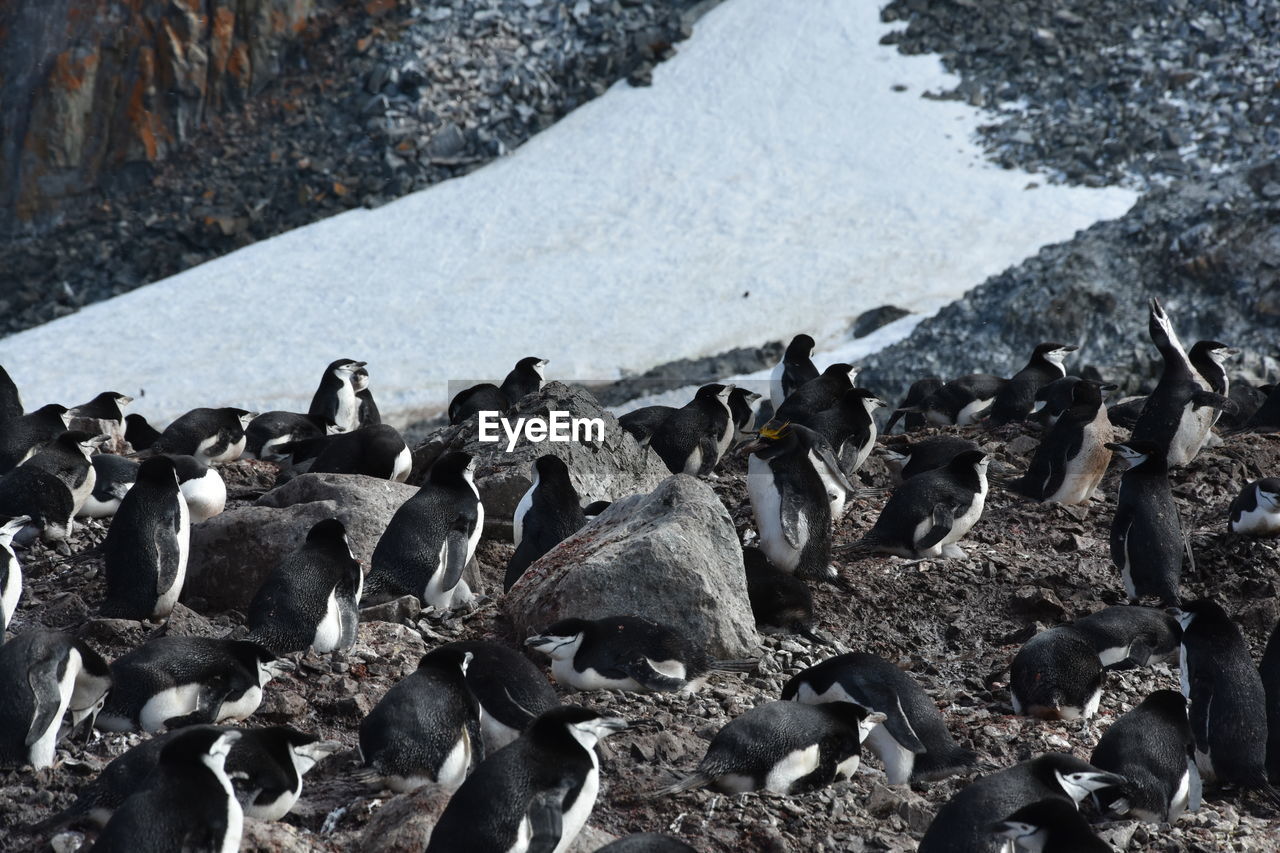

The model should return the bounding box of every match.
[245,411,327,458]
[862,452,983,549]
[0,465,73,537]
[1110,449,1182,604]
[886,376,943,433]
[151,408,247,457]
[986,343,1071,425]
[102,637,269,726]
[618,406,675,442]
[1010,626,1103,719]
[650,387,731,475]
[0,404,68,473]
[893,436,980,481]
[505,456,586,590]
[124,414,161,451]
[307,424,407,480]
[101,457,183,619]
[774,365,855,423]
[572,615,708,679]
[1089,689,1192,818]
[449,383,509,425]
[23,431,93,491]
[698,701,864,786]
[1070,605,1181,668]
[439,640,559,733]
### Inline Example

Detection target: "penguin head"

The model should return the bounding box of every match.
[948,449,989,477]
[817,701,888,742]
[1138,689,1188,721]
[1031,342,1078,370]
[533,454,571,484]
[167,454,212,483]
[136,455,181,488]
[0,515,32,544]
[784,334,816,363]
[352,366,371,392]
[31,403,71,428]
[525,619,591,660]
[729,387,762,406]
[821,363,858,383]
[515,356,549,381]
[1257,481,1280,511]
[991,799,1085,850]
[846,388,887,414]
[1033,754,1126,803]
[1190,340,1240,366]
[271,727,343,775]
[306,517,349,545]
[1173,598,1231,631]
[533,705,628,750]
[739,422,800,458]
[229,640,288,685]
[160,727,242,771]
[694,383,732,404]
[223,407,255,429]
[328,358,366,378]
[66,639,112,733]
[427,451,475,485]
[1104,440,1161,469]
[58,431,109,459]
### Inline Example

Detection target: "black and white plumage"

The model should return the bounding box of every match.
[916,753,1126,853]
[1070,605,1181,670]
[68,391,133,453]
[1,514,29,637]
[79,454,223,522]
[353,365,381,427]
[617,405,675,445]
[772,363,859,425]
[0,364,21,423]
[1005,379,1112,505]
[0,629,112,769]
[507,455,587,591]
[169,454,226,522]
[364,451,482,611]
[425,705,626,853]
[984,342,1077,426]
[769,333,819,409]
[884,376,943,434]
[1219,381,1269,431]
[0,463,75,543]
[101,456,189,621]
[79,453,139,519]
[501,356,549,404]
[308,358,365,433]
[244,411,329,462]
[656,700,882,795]
[728,387,762,442]
[916,374,1006,427]
[97,636,283,734]
[0,403,70,473]
[992,798,1112,853]
[448,357,548,424]
[89,728,242,853]
[359,647,479,792]
[1010,626,1104,721]
[743,546,824,642]
[1090,689,1200,823]
[1177,599,1271,790]
[1228,478,1280,536]
[1107,440,1183,606]
[849,449,989,560]
[438,639,560,751]
[650,383,736,475]
[782,652,978,784]
[794,387,887,476]
[882,436,981,482]
[124,413,161,451]
[283,423,412,482]
[151,407,253,464]
[246,518,363,655]
[22,430,106,516]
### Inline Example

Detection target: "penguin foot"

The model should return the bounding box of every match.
[940,544,969,559]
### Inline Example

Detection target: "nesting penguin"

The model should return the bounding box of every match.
[914,374,1006,427]
[1107,440,1183,605]
[782,652,978,785]
[359,646,479,792]
[984,342,1077,426]
[507,455,587,591]
[0,630,112,769]
[308,358,365,433]
[101,456,189,621]
[438,639,560,751]
[244,411,330,462]
[96,636,283,734]
[1090,689,1200,823]
[0,403,70,473]
[743,546,825,642]
[992,798,1112,853]
[1228,478,1280,536]
[794,387,887,475]
[1009,626,1104,721]
[772,363,859,424]
[0,464,75,543]
[769,333,819,409]
[884,376,943,433]
[882,436,981,482]
[22,430,107,516]
[649,383,736,475]
[656,700,882,795]
[425,705,627,853]
[1,514,28,637]
[363,451,482,611]
[151,406,253,464]
[68,391,133,453]
[1070,605,1181,669]
[246,518,363,655]
[1004,379,1112,505]
[286,423,412,482]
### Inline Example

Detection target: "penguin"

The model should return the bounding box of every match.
[743,546,826,643]
[1176,599,1271,790]
[0,403,70,472]
[526,615,755,693]
[1187,339,1238,409]
[984,342,1077,426]
[78,454,223,522]
[655,700,882,795]
[848,449,989,560]
[169,454,226,523]
[916,374,1007,427]
[507,455,587,591]
[1228,478,1280,536]
[0,630,112,769]
[1004,379,1112,505]
[96,636,284,734]
[425,705,627,853]
[246,518,363,655]
[101,456,189,621]
[744,422,838,581]
[649,383,736,475]
[501,356,549,404]
[1220,380,1270,431]
[0,364,20,422]
[22,430,108,516]
[359,646,479,792]
[882,436,980,482]
[728,387,762,443]
[448,357,548,425]
[770,333,819,409]
[991,798,1112,852]
[1107,440,1183,606]
[363,451,482,611]
[1009,626,1104,721]
[772,363,859,425]
[438,639,560,751]
[617,405,675,445]
[0,464,75,543]
[1262,617,1280,783]
[1105,395,1147,431]
[1089,689,1200,823]
[916,753,1126,853]
[308,358,365,434]
[1070,605,1181,669]
[1030,376,1086,429]
[89,728,242,853]
[1243,382,1280,432]
[68,391,133,453]
[293,423,412,482]
[1,515,29,638]
[151,407,253,464]
[243,411,329,462]
[582,499,612,519]
[781,652,978,785]
[884,376,943,434]
[794,387,887,475]
[353,365,382,427]
[596,835,697,853]
[79,453,139,518]
[124,413,161,451]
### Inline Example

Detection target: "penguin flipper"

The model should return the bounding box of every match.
[526,778,574,853]
[440,529,471,593]
[780,490,810,550]
[913,504,956,554]
[24,646,66,748]
[621,658,686,692]
[812,440,857,495]
[696,434,721,476]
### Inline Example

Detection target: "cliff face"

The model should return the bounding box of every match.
[0,0,315,234]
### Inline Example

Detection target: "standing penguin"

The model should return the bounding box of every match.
[1089,689,1200,823]
[1004,380,1112,505]
[23,431,108,516]
[848,450,989,560]
[772,363,859,424]
[68,392,133,453]
[782,652,978,784]
[1009,626,1104,721]
[884,376,943,434]
[649,383,736,475]
[1177,599,1271,791]
[308,358,365,433]
[507,455,587,591]
[655,700,882,795]
[359,647,479,792]
[0,403,70,473]
[1228,478,1280,536]
[769,334,819,409]
[425,706,627,853]
[101,456,189,621]
[915,374,1007,427]
[246,518,363,655]
[244,411,329,462]
[744,423,837,581]
[0,364,21,422]
[743,547,825,643]
[794,388,887,476]
[438,639,560,751]
[916,753,1125,853]
[151,407,253,464]
[364,451,482,611]
[353,365,382,427]
[992,799,1112,852]
[89,728,242,853]
[1,515,29,638]
[1107,440,1183,606]
[984,342,1077,426]
[0,630,112,769]
[1070,605,1182,669]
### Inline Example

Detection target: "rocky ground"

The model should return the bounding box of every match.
[3,414,1280,851]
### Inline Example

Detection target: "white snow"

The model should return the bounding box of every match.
[0,0,1137,427]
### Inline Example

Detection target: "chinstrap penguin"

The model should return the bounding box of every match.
[101,455,190,621]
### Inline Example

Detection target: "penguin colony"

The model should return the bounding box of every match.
[2,297,1280,851]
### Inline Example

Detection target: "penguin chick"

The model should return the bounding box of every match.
[1010,626,1104,721]
[1107,440,1183,606]
[151,407,254,464]
[884,376,943,434]
[438,639,560,752]
[882,436,980,482]
[101,456,189,621]
[743,546,826,643]
[782,652,978,784]
[655,701,882,795]
[527,615,756,694]
[991,798,1112,853]
[507,455,587,591]
[308,358,365,434]
[246,518,363,655]
[1005,379,1112,505]
[1228,478,1280,536]
[1089,689,1200,823]
[0,403,69,473]
[1070,605,1181,669]
[770,333,819,410]
[650,383,736,475]
[984,342,1077,426]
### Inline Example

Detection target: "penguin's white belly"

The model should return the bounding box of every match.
[553,764,598,853]
[334,390,358,433]
[769,362,786,410]
[1231,505,1280,536]
[29,648,81,769]
[139,682,202,733]
[513,481,535,547]
[1167,764,1194,822]
[764,743,821,793]
[941,489,987,547]
[1168,405,1205,467]
[312,589,343,653]
[834,753,861,781]
[682,445,703,476]
[390,446,412,483]
[181,471,226,523]
[807,450,846,519]
[69,467,96,515]
[1095,642,1133,668]
[435,730,471,791]
[2,557,21,628]
[77,494,122,518]
[863,722,915,786]
[955,398,993,426]
[245,778,304,821]
[748,458,801,572]
[217,684,264,722]
[1045,421,1112,505]
[153,495,191,619]
[552,657,639,692]
[478,706,522,752]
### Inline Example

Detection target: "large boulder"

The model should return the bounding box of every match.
[503,474,759,659]
[412,382,670,539]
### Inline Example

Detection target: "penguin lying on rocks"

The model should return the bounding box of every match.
[1010,626,1104,721]
[149,406,254,464]
[1228,478,1280,536]
[243,411,330,462]
[884,376,943,433]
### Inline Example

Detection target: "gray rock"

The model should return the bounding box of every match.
[503,474,759,659]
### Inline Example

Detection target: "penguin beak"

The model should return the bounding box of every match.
[118,395,135,407]
[738,437,767,456]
